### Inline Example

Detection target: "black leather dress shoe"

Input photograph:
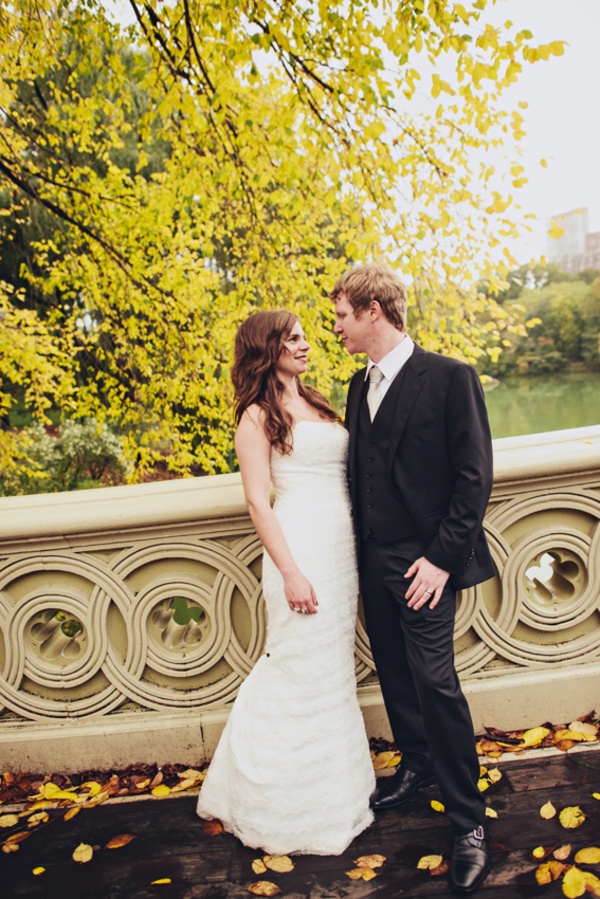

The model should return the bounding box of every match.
[450,826,491,894]
[369,765,436,811]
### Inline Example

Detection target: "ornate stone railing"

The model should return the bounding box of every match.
[0,425,599,771]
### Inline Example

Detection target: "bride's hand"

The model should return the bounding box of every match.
[284,571,319,615]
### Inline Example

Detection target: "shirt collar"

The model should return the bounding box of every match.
[365,334,414,382]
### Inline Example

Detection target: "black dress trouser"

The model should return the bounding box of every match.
[360,535,485,836]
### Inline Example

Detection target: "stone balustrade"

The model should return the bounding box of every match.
[0,425,598,772]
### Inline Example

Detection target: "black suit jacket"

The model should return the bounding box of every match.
[346,343,495,590]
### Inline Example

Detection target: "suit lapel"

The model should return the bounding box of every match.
[388,343,428,458]
[346,369,367,481]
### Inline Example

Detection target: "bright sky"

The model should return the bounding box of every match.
[486,0,600,263]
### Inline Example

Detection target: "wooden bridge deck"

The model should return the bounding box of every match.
[3,748,599,898]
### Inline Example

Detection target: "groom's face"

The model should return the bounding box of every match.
[333,293,371,355]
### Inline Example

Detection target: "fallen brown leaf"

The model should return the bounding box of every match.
[202,820,224,836]
[354,854,386,869]
[106,833,136,849]
[430,859,450,877]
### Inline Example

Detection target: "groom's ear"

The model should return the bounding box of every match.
[368,300,382,320]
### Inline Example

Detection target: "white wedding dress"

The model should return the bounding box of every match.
[196,421,375,855]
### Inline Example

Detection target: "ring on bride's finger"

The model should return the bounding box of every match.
[426,589,434,595]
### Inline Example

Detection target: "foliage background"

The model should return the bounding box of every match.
[0,0,567,491]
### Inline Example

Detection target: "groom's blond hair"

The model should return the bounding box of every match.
[330,262,407,331]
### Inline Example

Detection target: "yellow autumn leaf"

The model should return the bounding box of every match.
[0,814,19,828]
[477,778,490,792]
[247,881,282,895]
[582,872,600,896]
[417,854,444,870]
[263,855,294,873]
[540,801,556,819]
[559,806,586,829]
[5,830,30,844]
[2,842,20,854]
[562,866,587,898]
[135,779,151,790]
[521,727,550,747]
[568,720,597,736]
[64,807,81,821]
[80,781,103,797]
[72,842,94,863]
[431,800,445,813]
[106,833,136,849]
[32,867,45,875]
[574,846,600,864]
[345,867,377,881]
[252,859,267,875]
[554,729,595,743]
[27,812,49,828]
[487,768,502,784]
[41,783,79,802]
[151,785,171,798]
[151,879,172,885]
[532,846,546,859]
[373,751,396,770]
[553,844,572,860]
[354,854,386,868]
[593,793,600,801]
[485,807,498,819]
[535,860,566,884]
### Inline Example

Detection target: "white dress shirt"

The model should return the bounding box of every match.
[365,335,415,400]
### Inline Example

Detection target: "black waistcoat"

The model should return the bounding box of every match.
[355,366,419,543]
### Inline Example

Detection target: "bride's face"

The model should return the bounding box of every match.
[275,320,310,378]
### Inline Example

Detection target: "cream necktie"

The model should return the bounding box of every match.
[367,365,384,420]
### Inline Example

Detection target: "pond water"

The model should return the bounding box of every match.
[484,371,600,439]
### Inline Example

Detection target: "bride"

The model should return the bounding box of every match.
[196,309,374,856]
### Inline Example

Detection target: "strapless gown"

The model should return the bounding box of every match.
[196,421,374,855]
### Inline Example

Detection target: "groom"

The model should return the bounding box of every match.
[331,262,495,895]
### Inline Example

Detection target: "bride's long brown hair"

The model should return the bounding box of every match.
[232,310,340,455]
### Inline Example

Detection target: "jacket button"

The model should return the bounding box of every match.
[367,456,374,462]
[366,503,373,509]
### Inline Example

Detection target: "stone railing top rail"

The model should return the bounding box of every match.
[1,425,599,541]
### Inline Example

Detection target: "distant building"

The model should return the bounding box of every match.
[547,208,600,272]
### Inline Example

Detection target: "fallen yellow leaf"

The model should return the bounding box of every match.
[80,781,103,797]
[72,842,93,863]
[41,783,79,802]
[535,860,566,884]
[354,854,386,868]
[345,867,377,881]
[485,807,498,819]
[593,793,600,801]
[559,806,586,829]
[106,833,136,849]
[151,879,172,885]
[135,779,151,790]
[32,867,45,875]
[417,854,444,870]
[247,881,282,895]
[430,800,445,813]
[5,830,30,844]
[487,768,502,784]
[522,726,551,747]
[562,866,587,898]
[263,855,294,873]
[0,814,19,828]
[574,846,600,864]
[2,842,19,854]
[64,807,81,821]
[540,801,557,819]
[532,846,546,859]
[555,739,578,752]
[477,778,490,792]
[552,844,572,860]
[27,812,49,828]
[373,751,396,770]
[151,784,171,798]
[252,859,267,875]
[582,871,600,897]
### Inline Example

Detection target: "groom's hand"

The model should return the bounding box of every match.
[404,557,450,610]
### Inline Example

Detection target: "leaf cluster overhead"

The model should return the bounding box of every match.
[0,0,565,479]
